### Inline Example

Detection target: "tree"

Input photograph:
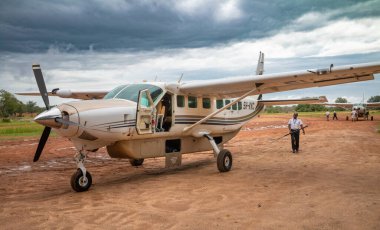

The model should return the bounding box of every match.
[0,90,21,117]
[335,97,348,103]
[25,101,43,113]
[265,106,282,113]
[0,90,43,117]
[295,104,326,112]
[367,95,380,103]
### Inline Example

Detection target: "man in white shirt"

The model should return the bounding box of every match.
[351,110,357,122]
[325,111,330,121]
[288,112,305,153]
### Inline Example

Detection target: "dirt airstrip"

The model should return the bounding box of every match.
[0,113,380,229]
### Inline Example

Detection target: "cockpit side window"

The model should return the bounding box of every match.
[104,84,163,103]
[103,85,128,99]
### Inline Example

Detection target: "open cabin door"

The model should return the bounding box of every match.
[136,89,155,135]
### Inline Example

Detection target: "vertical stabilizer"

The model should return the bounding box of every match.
[256,52,264,75]
[256,52,264,100]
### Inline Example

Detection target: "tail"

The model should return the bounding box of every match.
[256,51,264,75]
[256,52,264,100]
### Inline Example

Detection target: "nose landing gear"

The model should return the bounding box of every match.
[71,151,92,192]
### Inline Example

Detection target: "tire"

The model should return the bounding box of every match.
[71,169,92,192]
[129,158,144,166]
[371,116,373,121]
[217,149,232,172]
[346,116,349,121]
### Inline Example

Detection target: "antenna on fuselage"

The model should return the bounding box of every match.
[178,73,184,83]
[256,51,264,75]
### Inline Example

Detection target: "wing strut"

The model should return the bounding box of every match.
[183,86,260,132]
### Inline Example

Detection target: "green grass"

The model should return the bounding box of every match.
[0,119,45,137]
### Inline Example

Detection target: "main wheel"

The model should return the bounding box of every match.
[129,158,144,166]
[217,149,232,172]
[70,169,92,192]
[346,116,349,121]
[371,116,374,121]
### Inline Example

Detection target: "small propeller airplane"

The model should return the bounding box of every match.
[324,101,380,121]
[17,53,380,192]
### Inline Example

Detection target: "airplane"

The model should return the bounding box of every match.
[323,101,380,121]
[17,53,380,192]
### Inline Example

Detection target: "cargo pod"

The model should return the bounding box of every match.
[136,89,155,134]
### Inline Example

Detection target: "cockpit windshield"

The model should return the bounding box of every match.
[104,84,164,103]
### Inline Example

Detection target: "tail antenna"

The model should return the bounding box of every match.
[256,51,264,75]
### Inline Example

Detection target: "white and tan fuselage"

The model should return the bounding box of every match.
[45,86,262,159]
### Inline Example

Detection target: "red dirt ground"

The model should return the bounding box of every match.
[1,113,379,229]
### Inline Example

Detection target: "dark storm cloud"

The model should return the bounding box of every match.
[0,0,378,53]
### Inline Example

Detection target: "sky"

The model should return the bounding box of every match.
[1,0,380,106]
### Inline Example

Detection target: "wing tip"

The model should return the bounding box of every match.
[32,64,41,69]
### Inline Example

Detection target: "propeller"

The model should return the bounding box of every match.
[32,64,53,162]
[32,64,50,110]
[33,127,51,162]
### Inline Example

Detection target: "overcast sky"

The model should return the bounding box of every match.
[1,0,380,106]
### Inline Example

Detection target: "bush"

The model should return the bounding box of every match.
[2,118,11,122]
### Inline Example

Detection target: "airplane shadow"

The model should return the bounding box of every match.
[94,157,215,188]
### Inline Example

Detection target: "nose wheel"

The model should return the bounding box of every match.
[71,169,92,192]
[71,151,92,192]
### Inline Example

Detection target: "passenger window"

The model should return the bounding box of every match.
[203,98,211,109]
[225,99,231,110]
[188,96,197,108]
[232,102,237,110]
[238,102,242,110]
[216,99,223,109]
[177,95,185,107]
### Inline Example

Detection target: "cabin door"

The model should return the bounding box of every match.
[136,89,155,135]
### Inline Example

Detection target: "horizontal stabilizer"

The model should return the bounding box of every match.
[258,96,328,106]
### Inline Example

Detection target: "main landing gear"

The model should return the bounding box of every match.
[204,134,233,172]
[129,158,144,166]
[71,151,92,192]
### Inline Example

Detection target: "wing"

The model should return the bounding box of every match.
[258,96,327,106]
[17,89,108,100]
[179,62,380,98]
[323,103,353,109]
[366,102,380,108]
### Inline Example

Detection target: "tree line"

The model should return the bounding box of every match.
[0,89,44,117]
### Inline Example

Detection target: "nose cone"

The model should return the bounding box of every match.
[34,107,62,128]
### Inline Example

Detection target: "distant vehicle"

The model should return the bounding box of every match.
[18,53,380,192]
[324,102,380,120]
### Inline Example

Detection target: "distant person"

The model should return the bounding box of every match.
[365,111,369,120]
[325,111,330,121]
[288,112,305,153]
[333,111,338,120]
[355,108,359,121]
[351,110,357,122]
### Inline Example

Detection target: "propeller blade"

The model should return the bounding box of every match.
[32,64,50,110]
[33,127,51,162]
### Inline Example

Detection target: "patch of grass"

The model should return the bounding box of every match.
[0,119,45,137]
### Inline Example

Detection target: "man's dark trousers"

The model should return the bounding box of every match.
[290,129,300,151]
